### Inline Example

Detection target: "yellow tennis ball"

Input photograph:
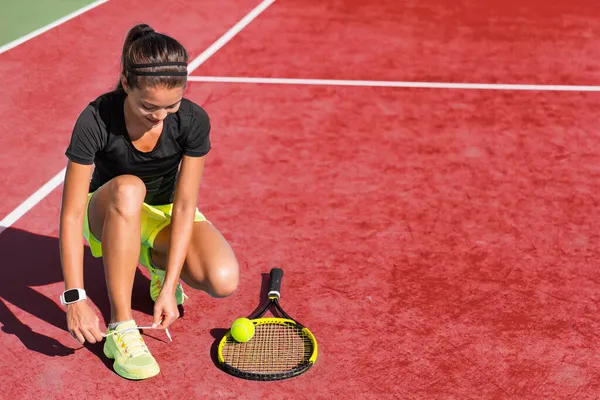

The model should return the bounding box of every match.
[230,318,255,342]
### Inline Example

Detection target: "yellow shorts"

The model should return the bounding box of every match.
[83,192,208,260]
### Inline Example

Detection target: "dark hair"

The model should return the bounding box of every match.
[116,24,188,91]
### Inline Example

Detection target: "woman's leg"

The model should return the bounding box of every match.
[87,175,146,323]
[149,221,239,298]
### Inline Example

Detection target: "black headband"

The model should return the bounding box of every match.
[128,61,188,76]
[131,71,188,76]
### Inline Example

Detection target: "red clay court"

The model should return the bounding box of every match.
[2,0,600,398]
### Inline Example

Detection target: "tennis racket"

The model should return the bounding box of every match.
[217,268,318,380]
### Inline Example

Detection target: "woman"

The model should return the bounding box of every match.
[58,23,239,380]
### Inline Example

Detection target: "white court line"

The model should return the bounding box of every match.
[0,0,275,234]
[0,0,108,233]
[0,0,109,55]
[187,76,600,91]
[187,0,276,72]
[0,170,66,235]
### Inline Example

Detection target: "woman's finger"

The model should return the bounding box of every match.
[72,328,85,344]
[82,329,97,344]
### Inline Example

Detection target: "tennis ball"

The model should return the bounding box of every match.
[230,317,255,342]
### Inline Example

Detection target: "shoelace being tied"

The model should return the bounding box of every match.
[103,324,172,344]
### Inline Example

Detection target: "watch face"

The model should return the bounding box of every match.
[64,289,80,303]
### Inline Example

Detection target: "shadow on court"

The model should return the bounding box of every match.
[0,227,154,358]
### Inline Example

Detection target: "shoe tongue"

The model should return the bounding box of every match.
[113,320,138,332]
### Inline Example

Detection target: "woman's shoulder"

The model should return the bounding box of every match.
[72,90,125,140]
[87,89,126,114]
[174,98,210,137]
[177,98,209,121]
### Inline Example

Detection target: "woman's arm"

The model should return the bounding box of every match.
[162,155,206,292]
[59,160,103,344]
[59,160,94,289]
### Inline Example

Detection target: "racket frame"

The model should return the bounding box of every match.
[217,268,318,380]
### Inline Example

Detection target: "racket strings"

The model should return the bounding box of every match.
[222,323,313,373]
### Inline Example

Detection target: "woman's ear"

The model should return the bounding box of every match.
[121,75,129,93]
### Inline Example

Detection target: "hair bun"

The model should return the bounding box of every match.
[139,25,155,35]
[130,24,155,41]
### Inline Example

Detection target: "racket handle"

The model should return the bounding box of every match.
[268,268,283,299]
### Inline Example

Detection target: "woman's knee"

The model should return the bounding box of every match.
[184,260,239,298]
[107,175,146,217]
[209,262,239,298]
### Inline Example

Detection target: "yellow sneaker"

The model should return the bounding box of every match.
[103,320,160,380]
[139,245,188,305]
[149,268,188,305]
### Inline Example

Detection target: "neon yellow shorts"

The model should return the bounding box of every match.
[83,192,207,260]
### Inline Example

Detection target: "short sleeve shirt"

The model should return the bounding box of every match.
[65,89,211,205]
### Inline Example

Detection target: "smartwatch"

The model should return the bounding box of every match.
[60,288,87,305]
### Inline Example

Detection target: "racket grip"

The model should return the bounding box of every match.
[268,268,283,299]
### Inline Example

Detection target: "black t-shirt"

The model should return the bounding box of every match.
[65,90,210,205]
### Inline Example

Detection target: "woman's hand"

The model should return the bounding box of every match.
[152,286,180,330]
[66,301,104,344]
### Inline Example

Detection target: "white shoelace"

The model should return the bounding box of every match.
[103,325,172,342]
[116,329,149,358]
